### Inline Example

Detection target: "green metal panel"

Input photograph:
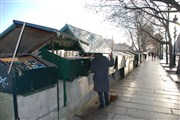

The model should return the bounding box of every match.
[16,67,58,94]
[41,49,91,82]
[0,57,58,95]
[0,61,15,93]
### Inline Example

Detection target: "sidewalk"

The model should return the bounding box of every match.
[72,57,180,120]
[160,57,180,86]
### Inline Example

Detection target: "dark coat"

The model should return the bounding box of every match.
[90,54,114,92]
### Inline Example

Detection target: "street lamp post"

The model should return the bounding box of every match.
[173,15,178,66]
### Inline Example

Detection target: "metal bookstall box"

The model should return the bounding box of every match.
[136,51,144,63]
[0,56,58,94]
[40,24,112,107]
[143,52,147,60]
[0,20,58,119]
[113,52,125,69]
[41,24,111,106]
[137,52,144,64]
[139,52,145,63]
[134,51,144,64]
[134,51,144,65]
[41,24,112,82]
[41,49,91,82]
[117,52,131,77]
[124,51,135,73]
[112,51,126,79]
[128,51,140,68]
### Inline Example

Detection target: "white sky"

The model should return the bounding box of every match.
[0,0,179,44]
[0,0,125,43]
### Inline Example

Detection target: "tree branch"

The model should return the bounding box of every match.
[152,0,180,12]
[140,28,168,44]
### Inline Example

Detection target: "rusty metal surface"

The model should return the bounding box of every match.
[0,26,55,57]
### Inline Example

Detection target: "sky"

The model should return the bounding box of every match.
[0,0,125,43]
[0,0,179,45]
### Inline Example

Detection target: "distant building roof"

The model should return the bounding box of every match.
[113,43,131,51]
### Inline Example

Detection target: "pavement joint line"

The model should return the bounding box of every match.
[115,98,180,110]
[109,103,175,116]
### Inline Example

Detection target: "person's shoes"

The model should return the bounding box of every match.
[99,105,104,109]
[105,102,110,106]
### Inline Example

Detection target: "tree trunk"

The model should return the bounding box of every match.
[166,23,174,68]
[176,55,180,74]
[166,44,168,64]
[169,43,174,68]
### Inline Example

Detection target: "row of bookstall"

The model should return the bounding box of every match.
[0,20,144,120]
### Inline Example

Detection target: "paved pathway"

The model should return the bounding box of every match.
[160,57,180,83]
[72,57,180,120]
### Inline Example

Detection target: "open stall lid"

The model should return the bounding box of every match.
[43,31,84,51]
[0,20,58,58]
[60,24,112,54]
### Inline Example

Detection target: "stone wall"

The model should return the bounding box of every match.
[0,69,123,120]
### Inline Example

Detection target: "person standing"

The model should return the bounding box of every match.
[154,52,156,60]
[151,52,154,60]
[90,52,114,109]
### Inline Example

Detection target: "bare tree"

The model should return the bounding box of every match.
[129,12,158,52]
[85,0,180,70]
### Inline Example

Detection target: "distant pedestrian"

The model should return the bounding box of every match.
[144,53,147,60]
[154,53,156,60]
[148,52,151,56]
[90,52,114,109]
[151,52,154,60]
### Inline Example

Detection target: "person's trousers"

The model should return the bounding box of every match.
[98,92,109,106]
